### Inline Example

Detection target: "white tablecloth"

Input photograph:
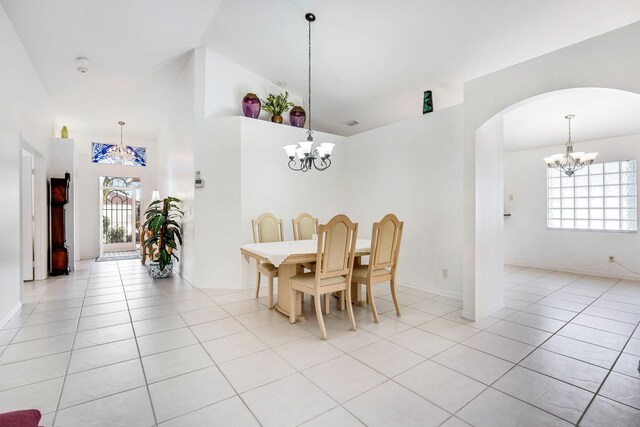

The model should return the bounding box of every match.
[241,239,371,267]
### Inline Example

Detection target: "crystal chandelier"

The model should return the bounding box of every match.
[544,115,598,177]
[283,12,335,172]
[107,121,134,163]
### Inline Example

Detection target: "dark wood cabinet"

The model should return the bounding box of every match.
[50,172,70,275]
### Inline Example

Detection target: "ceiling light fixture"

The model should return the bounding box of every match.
[76,57,89,74]
[544,115,598,177]
[106,121,135,164]
[283,12,335,172]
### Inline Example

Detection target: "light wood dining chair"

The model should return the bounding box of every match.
[292,213,319,240]
[351,214,404,323]
[251,213,284,308]
[289,214,358,340]
[292,212,320,275]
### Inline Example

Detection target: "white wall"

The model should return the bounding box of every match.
[191,116,344,289]
[240,117,346,243]
[0,3,53,325]
[193,117,242,287]
[463,21,640,319]
[343,106,465,298]
[157,47,321,288]
[472,117,504,317]
[159,46,467,297]
[505,133,640,279]
[156,52,196,281]
[239,117,345,287]
[72,133,160,259]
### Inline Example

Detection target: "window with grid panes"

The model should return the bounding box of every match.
[547,160,637,231]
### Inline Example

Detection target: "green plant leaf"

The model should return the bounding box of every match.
[148,216,165,233]
[261,91,294,115]
[143,195,184,269]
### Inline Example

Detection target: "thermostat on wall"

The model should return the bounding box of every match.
[195,171,204,188]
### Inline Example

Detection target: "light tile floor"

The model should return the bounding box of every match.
[1,261,639,426]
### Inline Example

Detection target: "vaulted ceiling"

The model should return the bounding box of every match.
[3,0,640,142]
[1,0,223,141]
[503,88,640,152]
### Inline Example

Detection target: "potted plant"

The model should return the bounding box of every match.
[261,91,294,123]
[143,196,183,279]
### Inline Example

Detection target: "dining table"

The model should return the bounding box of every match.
[241,239,371,321]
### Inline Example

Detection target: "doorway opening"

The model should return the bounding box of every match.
[99,176,141,260]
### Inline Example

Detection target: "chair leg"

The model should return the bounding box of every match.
[289,288,296,324]
[314,294,327,340]
[340,290,346,311]
[255,270,261,299]
[390,278,401,316]
[345,286,356,331]
[323,294,330,315]
[367,284,379,323]
[268,276,274,309]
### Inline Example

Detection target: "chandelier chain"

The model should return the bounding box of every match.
[281,13,334,172]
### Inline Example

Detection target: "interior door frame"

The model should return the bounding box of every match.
[21,148,34,281]
[19,139,46,282]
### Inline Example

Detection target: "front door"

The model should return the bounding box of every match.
[102,187,136,252]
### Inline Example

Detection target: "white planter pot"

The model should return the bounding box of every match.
[148,261,173,279]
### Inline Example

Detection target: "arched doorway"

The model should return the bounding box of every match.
[464,87,640,320]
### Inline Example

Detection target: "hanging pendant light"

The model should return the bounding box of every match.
[544,115,598,177]
[106,121,135,164]
[283,13,334,172]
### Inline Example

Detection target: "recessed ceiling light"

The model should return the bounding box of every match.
[346,120,359,126]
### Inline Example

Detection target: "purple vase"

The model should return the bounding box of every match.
[290,106,306,128]
[242,93,261,119]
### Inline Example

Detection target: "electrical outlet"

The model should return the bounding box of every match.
[442,269,448,278]
[609,256,615,263]
[508,194,514,201]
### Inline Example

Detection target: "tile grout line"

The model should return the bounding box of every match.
[575,320,640,426]
[451,270,625,425]
[426,270,594,421]
[116,260,160,426]
[160,277,265,426]
[6,264,639,426]
[51,271,92,426]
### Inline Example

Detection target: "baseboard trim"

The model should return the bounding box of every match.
[505,260,640,281]
[0,301,22,330]
[462,301,504,321]
[397,280,463,300]
[176,270,254,291]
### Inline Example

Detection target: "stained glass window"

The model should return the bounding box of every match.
[91,142,146,166]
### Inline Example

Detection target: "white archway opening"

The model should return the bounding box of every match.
[464,87,640,320]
